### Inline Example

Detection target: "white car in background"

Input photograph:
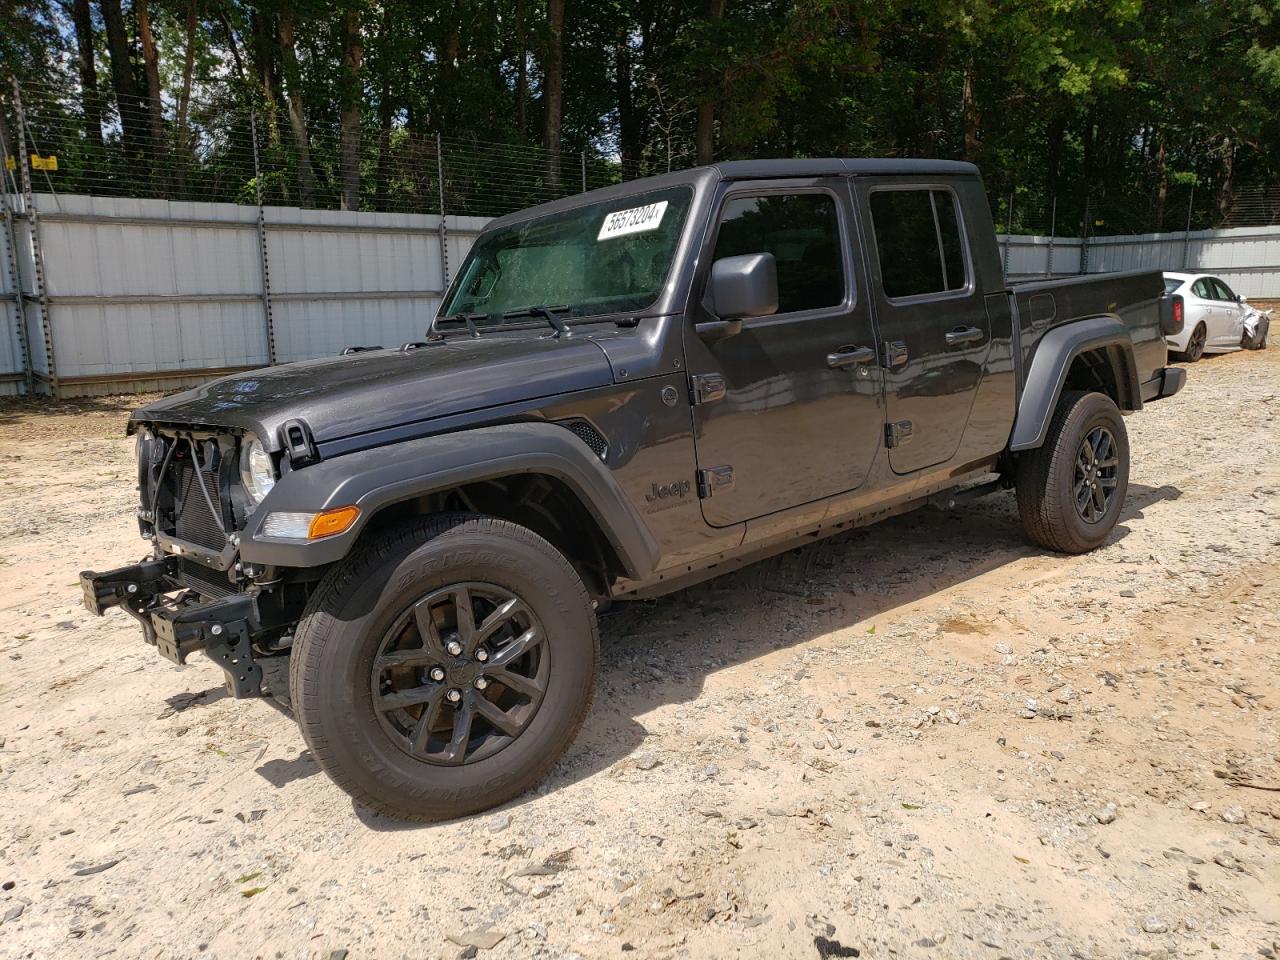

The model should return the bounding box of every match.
[1163,272,1269,361]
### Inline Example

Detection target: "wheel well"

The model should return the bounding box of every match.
[1062,346,1136,412]
[362,474,622,598]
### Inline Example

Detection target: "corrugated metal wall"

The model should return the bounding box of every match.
[4,193,485,396]
[0,194,22,396]
[1,192,1276,397]
[1002,225,1280,297]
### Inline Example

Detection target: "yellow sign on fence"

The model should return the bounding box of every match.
[3,154,58,171]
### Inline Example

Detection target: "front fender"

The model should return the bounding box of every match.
[238,422,660,577]
[1009,317,1140,452]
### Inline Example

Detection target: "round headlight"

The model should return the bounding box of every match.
[240,437,276,504]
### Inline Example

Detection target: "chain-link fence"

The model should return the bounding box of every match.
[5,77,1278,233]
[2,78,681,218]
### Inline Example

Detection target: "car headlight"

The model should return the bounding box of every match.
[239,436,276,504]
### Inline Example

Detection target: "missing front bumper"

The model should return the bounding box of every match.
[79,559,264,698]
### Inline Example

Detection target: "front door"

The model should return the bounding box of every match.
[854,179,993,474]
[685,179,883,528]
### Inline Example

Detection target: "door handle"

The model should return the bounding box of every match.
[826,345,876,369]
[944,325,985,348]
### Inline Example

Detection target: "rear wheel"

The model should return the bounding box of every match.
[1180,322,1207,362]
[290,514,598,821]
[1015,391,1129,554]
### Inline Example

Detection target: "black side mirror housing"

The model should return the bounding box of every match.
[709,252,778,320]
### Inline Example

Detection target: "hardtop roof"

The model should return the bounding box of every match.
[485,158,980,230]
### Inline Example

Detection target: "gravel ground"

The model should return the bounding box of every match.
[0,350,1277,960]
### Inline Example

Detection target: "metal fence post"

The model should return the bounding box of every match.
[10,78,57,396]
[1079,194,1091,275]
[436,132,449,291]
[1001,189,1014,278]
[1181,184,1196,271]
[249,109,277,365]
[1046,197,1057,278]
[581,151,587,193]
[0,95,33,394]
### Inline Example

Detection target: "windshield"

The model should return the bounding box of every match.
[1163,277,1184,294]
[437,185,693,328]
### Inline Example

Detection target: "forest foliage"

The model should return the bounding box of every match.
[3,0,1279,230]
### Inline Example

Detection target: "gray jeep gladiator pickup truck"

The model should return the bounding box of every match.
[82,159,1185,820]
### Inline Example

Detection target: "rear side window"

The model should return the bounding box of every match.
[711,193,845,314]
[1192,279,1213,299]
[1211,278,1236,301]
[870,189,968,299]
[1163,277,1182,295]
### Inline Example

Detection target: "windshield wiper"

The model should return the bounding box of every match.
[435,311,486,338]
[502,305,573,338]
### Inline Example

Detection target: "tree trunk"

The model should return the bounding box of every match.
[542,0,565,189]
[278,12,317,205]
[71,0,104,149]
[176,0,198,133]
[99,0,146,159]
[338,5,364,211]
[616,34,638,175]
[216,8,246,81]
[1154,130,1168,231]
[135,0,165,159]
[375,75,393,209]
[961,57,980,162]
[694,0,724,165]
[1045,113,1064,207]
[1217,137,1235,224]
[515,0,528,134]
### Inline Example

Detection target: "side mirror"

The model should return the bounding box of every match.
[709,252,778,320]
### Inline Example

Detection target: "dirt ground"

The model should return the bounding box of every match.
[1,350,1277,960]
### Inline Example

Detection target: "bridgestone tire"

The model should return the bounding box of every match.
[1015,391,1129,554]
[289,514,598,821]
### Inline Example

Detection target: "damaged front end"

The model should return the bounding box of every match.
[80,425,311,698]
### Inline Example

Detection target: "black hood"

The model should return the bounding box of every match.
[133,335,614,448]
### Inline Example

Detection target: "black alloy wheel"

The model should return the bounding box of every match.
[290,514,599,821]
[1072,426,1119,523]
[1184,322,1207,362]
[371,582,549,766]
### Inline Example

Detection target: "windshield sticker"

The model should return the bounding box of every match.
[597,200,668,241]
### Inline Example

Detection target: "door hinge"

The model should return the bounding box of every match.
[689,373,727,406]
[697,465,734,498]
[885,420,913,448]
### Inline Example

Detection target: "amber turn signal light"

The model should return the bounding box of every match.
[307,505,361,540]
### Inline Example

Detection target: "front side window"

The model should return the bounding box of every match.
[439,185,693,328]
[710,193,845,314]
[869,188,969,299]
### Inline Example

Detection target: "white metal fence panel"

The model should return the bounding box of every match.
[5,193,484,395]
[263,207,486,363]
[35,194,266,384]
[2,192,1276,397]
[999,234,1083,281]
[1082,226,1280,298]
[0,197,21,395]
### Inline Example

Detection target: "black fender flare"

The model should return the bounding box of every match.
[238,422,660,577]
[1008,316,1141,452]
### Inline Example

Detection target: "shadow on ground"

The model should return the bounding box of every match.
[339,481,1179,829]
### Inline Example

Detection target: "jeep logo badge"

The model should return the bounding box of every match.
[645,479,691,502]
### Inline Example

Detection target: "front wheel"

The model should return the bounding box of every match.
[289,514,599,821]
[1015,391,1130,554]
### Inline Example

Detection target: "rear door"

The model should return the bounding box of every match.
[1190,278,1221,338]
[685,178,883,527]
[853,179,992,474]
